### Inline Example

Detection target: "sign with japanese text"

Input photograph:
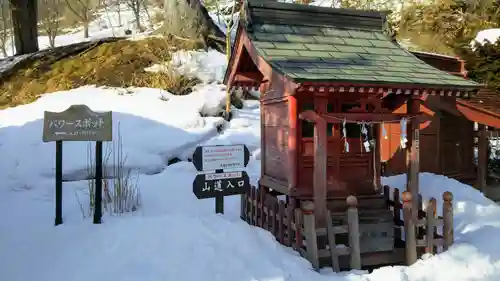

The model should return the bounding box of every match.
[42,105,112,142]
[192,144,250,171]
[192,171,250,199]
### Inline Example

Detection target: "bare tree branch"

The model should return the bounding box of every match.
[125,0,146,32]
[40,0,62,48]
[64,0,95,37]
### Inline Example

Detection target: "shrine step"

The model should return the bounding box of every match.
[318,248,405,271]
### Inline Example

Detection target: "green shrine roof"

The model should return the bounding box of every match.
[241,0,482,91]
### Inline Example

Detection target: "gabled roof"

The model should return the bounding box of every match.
[409,51,465,77]
[240,0,482,92]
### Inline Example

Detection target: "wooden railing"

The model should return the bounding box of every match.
[383,185,454,263]
[241,186,362,271]
[240,186,296,246]
[241,185,454,271]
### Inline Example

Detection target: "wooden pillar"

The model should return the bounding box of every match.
[477,124,488,192]
[288,95,298,191]
[259,83,268,178]
[346,196,361,270]
[373,124,382,192]
[406,97,420,219]
[402,191,417,264]
[302,201,319,270]
[298,110,327,226]
[313,118,328,226]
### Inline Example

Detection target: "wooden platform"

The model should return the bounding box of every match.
[484,184,500,202]
[318,244,406,270]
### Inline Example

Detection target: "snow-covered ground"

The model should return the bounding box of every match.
[2,47,500,281]
[2,2,500,279]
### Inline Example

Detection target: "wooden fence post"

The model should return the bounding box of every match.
[393,188,402,241]
[302,201,320,271]
[443,191,454,250]
[271,197,278,236]
[286,199,295,247]
[326,210,341,273]
[403,191,417,265]
[425,198,436,254]
[278,201,286,244]
[294,205,303,251]
[240,192,247,221]
[250,187,256,225]
[264,194,271,231]
[258,187,266,228]
[346,195,361,270]
[383,185,390,202]
[255,187,261,227]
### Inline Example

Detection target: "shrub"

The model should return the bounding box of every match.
[84,123,141,217]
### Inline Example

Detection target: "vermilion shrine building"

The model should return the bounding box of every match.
[224,0,490,269]
[225,0,481,205]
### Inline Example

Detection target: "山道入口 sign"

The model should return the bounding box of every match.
[192,171,250,199]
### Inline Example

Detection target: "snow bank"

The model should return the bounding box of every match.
[0,84,227,190]
[380,173,500,281]
[146,49,227,84]
[200,100,260,155]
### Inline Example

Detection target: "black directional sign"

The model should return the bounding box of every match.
[192,144,250,172]
[193,171,250,199]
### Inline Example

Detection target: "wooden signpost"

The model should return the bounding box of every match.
[43,105,112,226]
[192,144,250,214]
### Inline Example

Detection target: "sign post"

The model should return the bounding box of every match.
[192,145,250,214]
[55,140,63,225]
[43,104,112,225]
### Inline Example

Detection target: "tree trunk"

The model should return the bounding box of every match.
[1,44,7,57]
[10,0,39,55]
[142,0,152,29]
[133,6,144,32]
[49,34,56,48]
[164,0,225,52]
[83,22,89,38]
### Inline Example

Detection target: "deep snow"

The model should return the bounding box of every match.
[2,47,500,281]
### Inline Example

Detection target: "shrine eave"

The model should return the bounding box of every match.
[294,83,479,98]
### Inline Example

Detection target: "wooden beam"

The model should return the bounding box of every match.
[477,124,488,192]
[298,111,432,123]
[313,118,328,227]
[298,110,325,123]
[233,72,264,84]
